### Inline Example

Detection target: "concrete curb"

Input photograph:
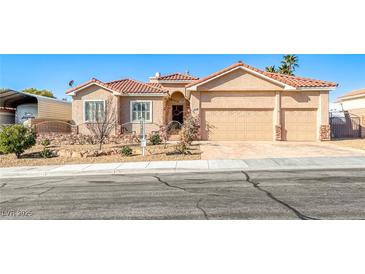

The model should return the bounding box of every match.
[1,156,365,179]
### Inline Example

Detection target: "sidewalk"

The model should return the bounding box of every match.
[1,156,365,179]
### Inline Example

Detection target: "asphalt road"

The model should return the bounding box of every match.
[1,169,365,219]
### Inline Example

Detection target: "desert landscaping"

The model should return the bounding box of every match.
[0,142,201,168]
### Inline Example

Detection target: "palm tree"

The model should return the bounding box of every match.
[265,65,277,73]
[278,63,294,76]
[281,54,299,75]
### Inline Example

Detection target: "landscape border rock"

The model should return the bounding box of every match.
[57,148,121,158]
[36,133,139,146]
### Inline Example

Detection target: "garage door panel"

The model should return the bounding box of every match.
[281,109,317,141]
[202,109,273,141]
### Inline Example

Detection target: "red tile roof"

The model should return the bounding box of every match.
[146,82,165,89]
[338,88,365,99]
[66,78,167,95]
[157,73,198,81]
[186,61,338,88]
[106,79,167,94]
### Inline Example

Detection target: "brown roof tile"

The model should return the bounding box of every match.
[146,82,165,89]
[186,61,338,88]
[157,73,198,81]
[66,78,167,95]
[106,79,166,94]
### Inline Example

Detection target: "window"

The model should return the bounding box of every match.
[84,100,105,122]
[130,101,152,123]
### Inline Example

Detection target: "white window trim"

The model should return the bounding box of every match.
[83,100,106,123]
[130,100,153,123]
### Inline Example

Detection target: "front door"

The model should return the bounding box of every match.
[172,105,184,124]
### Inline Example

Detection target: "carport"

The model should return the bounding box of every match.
[0,89,72,125]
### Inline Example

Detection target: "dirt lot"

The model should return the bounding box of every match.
[0,143,201,167]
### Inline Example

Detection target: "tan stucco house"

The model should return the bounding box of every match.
[337,88,365,117]
[66,61,337,141]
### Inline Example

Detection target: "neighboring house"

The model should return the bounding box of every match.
[66,61,337,141]
[336,88,365,138]
[0,89,72,129]
[337,88,365,117]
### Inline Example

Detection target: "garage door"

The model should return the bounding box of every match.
[281,109,317,141]
[201,109,273,141]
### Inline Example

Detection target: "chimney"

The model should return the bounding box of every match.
[155,72,161,78]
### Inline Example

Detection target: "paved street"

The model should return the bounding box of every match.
[1,169,365,219]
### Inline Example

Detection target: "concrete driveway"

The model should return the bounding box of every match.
[199,141,365,160]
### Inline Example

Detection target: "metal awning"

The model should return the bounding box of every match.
[0,89,71,108]
[0,89,37,108]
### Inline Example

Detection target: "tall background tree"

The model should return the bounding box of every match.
[22,88,56,98]
[265,65,277,73]
[265,54,299,76]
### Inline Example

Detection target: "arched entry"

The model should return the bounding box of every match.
[164,91,190,126]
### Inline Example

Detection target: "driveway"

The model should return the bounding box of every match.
[199,141,365,160]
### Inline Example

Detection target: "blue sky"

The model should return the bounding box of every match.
[1,54,364,102]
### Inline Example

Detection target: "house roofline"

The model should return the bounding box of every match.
[186,64,294,91]
[186,62,337,91]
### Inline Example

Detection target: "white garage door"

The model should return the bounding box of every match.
[201,109,273,141]
[281,109,317,141]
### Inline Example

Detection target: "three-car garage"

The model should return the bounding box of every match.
[187,62,335,142]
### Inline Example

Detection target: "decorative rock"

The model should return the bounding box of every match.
[71,151,82,158]
[36,132,140,146]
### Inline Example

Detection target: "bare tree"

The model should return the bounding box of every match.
[86,98,117,150]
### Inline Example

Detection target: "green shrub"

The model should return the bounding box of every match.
[149,132,162,145]
[40,148,52,158]
[0,124,36,158]
[40,138,52,158]
[41,138,51,147]
[120,146,133,156]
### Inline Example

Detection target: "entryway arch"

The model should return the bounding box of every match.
[164,91,190,126]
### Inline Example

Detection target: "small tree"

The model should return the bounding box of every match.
[0,124,36,158]
[159,125,169,148]
[176,114,200,154]
[179,114,200,145]
[86,98,117,150]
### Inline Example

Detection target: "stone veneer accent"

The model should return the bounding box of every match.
[320,125,331,141]
[275,125,282,141]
